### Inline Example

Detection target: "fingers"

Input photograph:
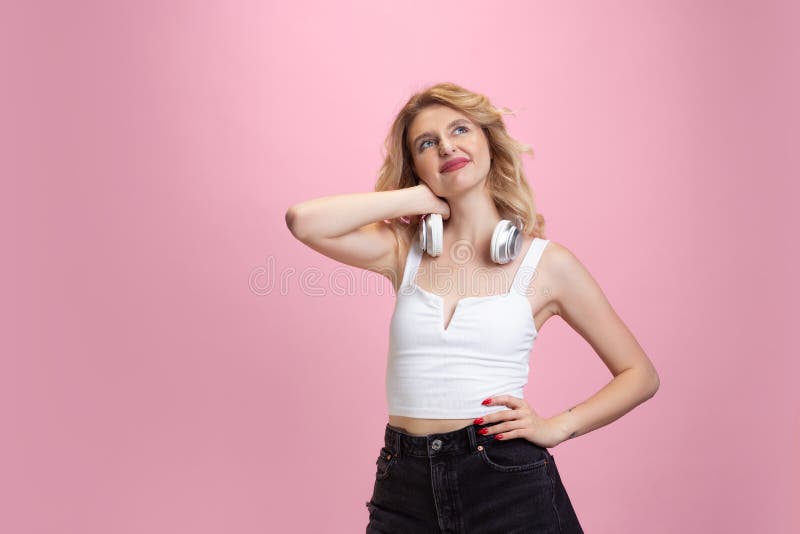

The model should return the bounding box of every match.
[476,408,520,428]
[478,395,529,439]
[478,395,544,444]
[482,394,526,409]
[476,419,520,440]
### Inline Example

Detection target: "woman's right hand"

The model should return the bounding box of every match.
[414,183,451,221]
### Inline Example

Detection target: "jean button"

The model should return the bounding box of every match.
[431,439,442,451]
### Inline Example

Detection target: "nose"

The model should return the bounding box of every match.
[439,142,456,156]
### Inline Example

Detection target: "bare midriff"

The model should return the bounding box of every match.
[387,415,477,436]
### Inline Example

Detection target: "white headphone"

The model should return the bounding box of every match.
[418,213,524,265]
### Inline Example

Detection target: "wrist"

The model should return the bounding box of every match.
[547,411,575,445]
[408,184,434,215]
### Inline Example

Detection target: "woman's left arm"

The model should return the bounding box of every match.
[545,241,660,443]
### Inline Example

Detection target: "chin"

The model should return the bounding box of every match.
[447,179,486,196]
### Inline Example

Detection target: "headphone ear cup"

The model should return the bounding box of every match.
[428,213,443,257]
[508,227,522,262]
[419,215,427,252]
[490,219,522,264]
[419,214,443,257]
[490,220,504,264]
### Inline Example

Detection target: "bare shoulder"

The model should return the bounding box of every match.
[538,238,606,319]
[534,238,581,317]
[538,238,576,274]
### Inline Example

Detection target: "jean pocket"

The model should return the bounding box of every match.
[375,446,398,480]
[477,438,550,474]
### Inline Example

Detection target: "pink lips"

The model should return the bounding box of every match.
[440,157,470,173]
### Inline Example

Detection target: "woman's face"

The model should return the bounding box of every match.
[407,104,491,196]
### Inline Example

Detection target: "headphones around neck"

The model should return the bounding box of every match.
[419,213,524,265]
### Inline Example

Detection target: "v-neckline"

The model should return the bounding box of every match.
[410,282,512,332]
[407,237,540,333]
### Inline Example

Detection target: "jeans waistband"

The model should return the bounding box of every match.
[384,421,499,458]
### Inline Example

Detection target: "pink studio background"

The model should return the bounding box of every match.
[2,1,798,533]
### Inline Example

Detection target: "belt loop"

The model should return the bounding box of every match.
[467,424,477,449]
[394,430,402,458]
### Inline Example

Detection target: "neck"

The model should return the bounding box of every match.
[442,184,504,254]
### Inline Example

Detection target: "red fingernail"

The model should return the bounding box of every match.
[481,398,492,405]
[473,417,484,425]
[479,428,488,435]
[495,434,503,440]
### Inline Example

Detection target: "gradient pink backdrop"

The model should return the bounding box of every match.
[3,1,798,533]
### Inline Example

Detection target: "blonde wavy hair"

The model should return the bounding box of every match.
[375,82,547,247]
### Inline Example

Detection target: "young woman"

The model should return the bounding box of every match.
[286,82,659,533]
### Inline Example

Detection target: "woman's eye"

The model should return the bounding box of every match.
[419,126,469,151]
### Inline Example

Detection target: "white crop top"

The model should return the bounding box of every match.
[385,236,551,418]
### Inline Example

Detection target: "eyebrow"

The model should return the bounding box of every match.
[411,118,471,148]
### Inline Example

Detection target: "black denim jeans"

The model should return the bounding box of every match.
[365,421,583,533]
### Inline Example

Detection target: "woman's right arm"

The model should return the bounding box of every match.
[285,185,449,284]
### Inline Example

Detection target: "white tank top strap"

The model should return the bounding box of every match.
[400,237,423,289]
[510,237,550,296]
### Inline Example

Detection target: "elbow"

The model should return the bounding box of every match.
[285,206,307,241]
[646,371,660,398]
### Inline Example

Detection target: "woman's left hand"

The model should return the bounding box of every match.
[476,395,565,448]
